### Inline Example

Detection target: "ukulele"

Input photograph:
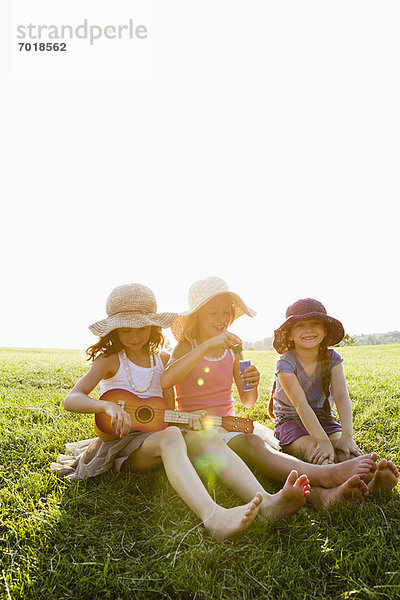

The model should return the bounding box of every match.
[94,388,254,441]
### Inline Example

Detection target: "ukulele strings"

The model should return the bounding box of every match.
[111,405,224,425]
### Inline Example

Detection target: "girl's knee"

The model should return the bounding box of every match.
[229,433,266,455]
[185,429,224,453]
[202,429,224,445]
[159,426,185,449]
[285,437,316,462]
[245,433,268,450]
[300,442,318,463]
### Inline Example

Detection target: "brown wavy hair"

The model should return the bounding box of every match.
[86,326,165,362]
[268,339,332,419]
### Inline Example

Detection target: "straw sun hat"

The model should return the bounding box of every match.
[89,283,177,338]
[273,298,345,354]
[171,276,256,342]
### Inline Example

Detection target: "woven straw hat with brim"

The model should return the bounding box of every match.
[171,276,257,342]
[273,298,345,354]
[89,283,177,338]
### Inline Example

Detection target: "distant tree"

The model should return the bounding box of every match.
[341,334,357,346]
[344,331,400,346]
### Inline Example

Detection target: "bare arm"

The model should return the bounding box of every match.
[160,351,175,410]
[161,341,207,389]
[161,332,242,390]
[64,354,131,438]
[330,363,362,457]
[64,354,118,412]
[330,364,353,434]
[278,372,331,442]
[279,371,336,463]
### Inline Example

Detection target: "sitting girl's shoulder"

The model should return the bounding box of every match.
[171,340,192,360]
[91,352,120,379]
[159,350,171,367]
[276,351,296,372]
[328,348,343,366]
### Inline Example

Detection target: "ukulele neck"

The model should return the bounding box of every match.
[163,410,223,427]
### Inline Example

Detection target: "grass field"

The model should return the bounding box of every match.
[0,345,399,600]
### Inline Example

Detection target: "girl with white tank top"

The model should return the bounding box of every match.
[52,283,266,541]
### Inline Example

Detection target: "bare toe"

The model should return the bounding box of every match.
[368,459,399,495]
[286,470,299,485]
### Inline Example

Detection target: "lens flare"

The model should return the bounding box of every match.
[193,451,228,491]
[204,417,216,427]
[204,367,210,373]
[197,378,204,386]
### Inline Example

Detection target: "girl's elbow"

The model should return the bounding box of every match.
[242,401,256,410]
[63,397,72,411]
[291,397,307,412]
[64,393,76,411]
[241,394,257,409]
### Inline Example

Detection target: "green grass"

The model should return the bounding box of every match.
[1,346,399,600]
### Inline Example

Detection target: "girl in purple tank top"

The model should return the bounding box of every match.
[266,297,398,496]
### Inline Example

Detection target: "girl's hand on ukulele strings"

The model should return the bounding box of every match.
[187,411,207,431]
[240,364,260,388]
[104,402,131,438]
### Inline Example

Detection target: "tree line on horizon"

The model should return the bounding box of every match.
[242,331,400,351]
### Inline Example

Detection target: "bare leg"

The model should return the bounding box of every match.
[227,433,377,489]
[284,435,334,463]
[308,475,369,509]
[367,459,399,495]
[185,430,310,521]
[125,427,261,540]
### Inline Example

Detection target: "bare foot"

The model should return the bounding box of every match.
[367,459,399,495]
[310,475,369,509]
[203,493,263,541]
[314,453,378,488]
[260,470,310,521]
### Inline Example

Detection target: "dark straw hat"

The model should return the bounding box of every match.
[273,298,344,354]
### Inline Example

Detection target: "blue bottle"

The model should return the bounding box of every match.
[233,345,254,391]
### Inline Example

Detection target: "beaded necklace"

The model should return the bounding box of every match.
[121,348,155,393]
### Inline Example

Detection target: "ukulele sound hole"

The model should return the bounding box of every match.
[135,406,154,423]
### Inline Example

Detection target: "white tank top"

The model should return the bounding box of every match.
[100,351,165,398]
